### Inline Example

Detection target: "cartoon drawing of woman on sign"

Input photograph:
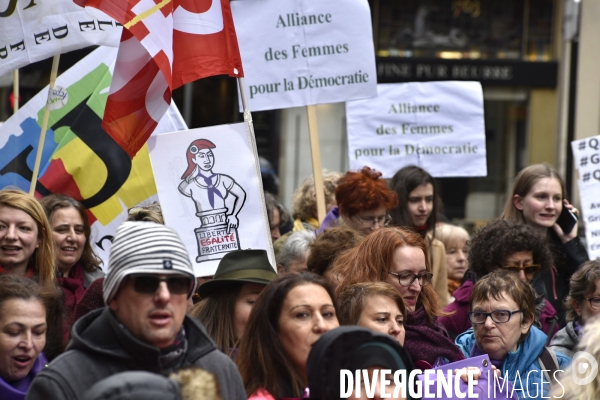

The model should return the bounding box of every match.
[179,139,246,262]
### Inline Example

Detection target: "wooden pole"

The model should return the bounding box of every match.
[306,105,326,223]
[29,55,60,195]
[237,77,276,257]
[13,70,19,113]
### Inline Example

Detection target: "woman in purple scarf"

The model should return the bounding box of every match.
[0,275,54,400]
[329,226,465,367]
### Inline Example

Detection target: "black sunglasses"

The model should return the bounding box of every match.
[130,275,192,295]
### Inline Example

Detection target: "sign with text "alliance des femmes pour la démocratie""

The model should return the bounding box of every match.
[230,0,377,112]
[346,81,487,178]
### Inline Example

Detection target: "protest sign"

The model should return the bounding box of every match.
[571,136,600,259]
[0,46,186,268]
[148,123,274,277]
[231,0,377,112]
[346,81,487,178]
[0,0,121,76]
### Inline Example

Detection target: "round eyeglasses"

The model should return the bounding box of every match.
[586,297,600,311]
[388,271,433,287]
[353,214,392,227]
[468,309,523,324]
[502,263,541,275]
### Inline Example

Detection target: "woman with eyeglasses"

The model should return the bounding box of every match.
[456,270,571,399]
[500,164,588,326]
[388,165,450,307]
[439,220,559,339]
[316,166,397,236]
[550,260,600,357]
[328,227,465,367]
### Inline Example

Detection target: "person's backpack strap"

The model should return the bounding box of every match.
[544,317,558,345]
[538,346,560,385]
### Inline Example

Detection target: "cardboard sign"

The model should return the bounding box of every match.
[231,0,377,111]
[346,81,487,178]
[148,123,275,276]
[571,136,600,259]
[0,0,121,76]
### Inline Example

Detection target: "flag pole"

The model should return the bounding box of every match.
[305,105,326,223]
[13,70,19,113]
[238,76,277,255]
[29,54,60,195]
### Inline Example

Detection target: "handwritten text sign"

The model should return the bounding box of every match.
[571,136,600,259]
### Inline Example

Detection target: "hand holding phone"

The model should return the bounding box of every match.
[556,206,577,235]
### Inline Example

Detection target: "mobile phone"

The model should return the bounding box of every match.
[556,206,577,234]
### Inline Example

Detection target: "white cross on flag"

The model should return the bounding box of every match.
[74,0,244,157]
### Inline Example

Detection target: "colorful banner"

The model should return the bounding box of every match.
[0,0,121,76]
[0,46,186,268]
[231,0,377,111]
[346,81,487,178]
[571,136,600,260]
[148,123,275,277]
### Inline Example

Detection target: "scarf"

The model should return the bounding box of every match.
[404,305,466,365]
[293,218,319,232]
[448,278,462,296]
[159,327,188,371]
[56,262,86,344]
[197,172,224,208]
[414,223,428,232]
[0,265,36,278]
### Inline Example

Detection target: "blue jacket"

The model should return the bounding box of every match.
[455,326,571,399]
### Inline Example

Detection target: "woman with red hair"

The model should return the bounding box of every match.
[328,227,465,367]
[317,166,397,236]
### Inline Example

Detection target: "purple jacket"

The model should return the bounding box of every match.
[316,207,341,235]
[0,352,47,400]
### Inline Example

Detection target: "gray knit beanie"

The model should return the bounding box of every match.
[103,221,196,303]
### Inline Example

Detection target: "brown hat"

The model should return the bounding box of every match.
[197,250,277,298]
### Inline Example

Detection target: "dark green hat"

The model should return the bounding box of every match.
[197,249,277,298]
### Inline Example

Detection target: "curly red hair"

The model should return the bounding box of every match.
[335,166,397,217]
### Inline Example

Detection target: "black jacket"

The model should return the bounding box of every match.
[544,235,589,326]
[25,308,246,400]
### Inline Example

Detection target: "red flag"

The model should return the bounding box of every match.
[73,0,244,157]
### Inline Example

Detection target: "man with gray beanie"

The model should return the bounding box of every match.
[26,222,246,400]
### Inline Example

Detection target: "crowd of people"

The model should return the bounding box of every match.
[1,162,599,400]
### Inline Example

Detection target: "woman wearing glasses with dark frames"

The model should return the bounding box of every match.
[316,166,398,236]
[328,226,465,367]
[456,270,571,399]
[550,260,600,358]
[439,220,559,340]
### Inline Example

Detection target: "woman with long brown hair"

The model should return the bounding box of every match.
[328,226,464,367]
[236,272,339,399]
[501,163,588,325]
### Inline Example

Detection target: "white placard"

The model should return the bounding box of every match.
[231,0,377,111]
[346,81,487,178]
[0,0,121,76]
[148,123,274,277]
[571,136,600,260]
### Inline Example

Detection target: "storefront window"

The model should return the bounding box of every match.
[373,0,556,61]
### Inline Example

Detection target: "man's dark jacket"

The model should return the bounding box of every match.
[25,308,246,400]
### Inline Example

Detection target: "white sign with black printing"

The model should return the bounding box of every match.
[148,123,275,277]
[571,136,600,260]
[0,0,121,76]
[231,0,377,111]
[346,81,487,178]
